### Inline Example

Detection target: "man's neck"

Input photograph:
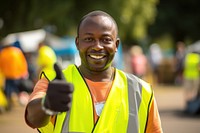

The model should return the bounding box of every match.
[78,66,114,82]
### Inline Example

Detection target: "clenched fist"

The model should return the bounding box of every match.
[42,63,73,114]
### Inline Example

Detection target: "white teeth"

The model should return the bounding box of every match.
[90,55,104,59]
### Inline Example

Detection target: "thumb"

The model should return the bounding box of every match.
[54,63,65,80]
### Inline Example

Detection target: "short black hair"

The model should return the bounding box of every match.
[77,10,118,37]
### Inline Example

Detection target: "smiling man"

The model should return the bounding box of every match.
[25,10,163,133]
[76,11,119,80]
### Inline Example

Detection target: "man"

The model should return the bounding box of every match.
[36,41,57,80]
[0,42,28,109]
[174,41,186,85]
[25,10,163,133]
[183,51,200,114]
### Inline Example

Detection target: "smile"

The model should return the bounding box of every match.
[89,54,106,59]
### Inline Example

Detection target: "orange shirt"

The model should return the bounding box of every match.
[146,98,163,133]
[85,78,112,123]
[28,78,49,102]
[27,78,162,133]
[0,46,28,79]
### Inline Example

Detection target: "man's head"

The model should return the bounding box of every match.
[77,10,118,37]
[76,10,120,72]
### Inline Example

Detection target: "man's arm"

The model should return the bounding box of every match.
[25,64,73,128]
[24,77,50,128]
[25,98,51,128]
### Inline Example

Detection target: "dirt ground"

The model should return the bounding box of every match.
[0,84,200,133]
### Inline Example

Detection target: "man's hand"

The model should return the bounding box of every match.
[42,63,73,113]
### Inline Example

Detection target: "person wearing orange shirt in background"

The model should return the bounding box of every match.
[25,10,163,133]
[0,40,28,110]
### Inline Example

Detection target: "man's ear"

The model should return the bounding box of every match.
[115,38,120,52]
[75,37,79,50]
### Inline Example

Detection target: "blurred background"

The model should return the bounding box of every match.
[0,0,200,132]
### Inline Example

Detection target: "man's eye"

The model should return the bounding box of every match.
[103,38,112,43]
[84,37,93,42]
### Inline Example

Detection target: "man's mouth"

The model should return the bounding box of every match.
[89,54,106,59]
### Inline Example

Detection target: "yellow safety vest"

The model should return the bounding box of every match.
[183,53,200,79]
[37,45,57,81]
[38,65,153,133]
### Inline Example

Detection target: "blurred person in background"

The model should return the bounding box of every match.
[25,10,162,133]
[183,51,200,114]
[0,69,8,113]
[0,40,29,110]
[24,52,37,84]
[36,41,57,80]
[148,43,163,84]
[174,41,186,85]
[129,45,148,79]
[112,43,124,70]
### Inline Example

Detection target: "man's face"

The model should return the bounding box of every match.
[76,15,119,72]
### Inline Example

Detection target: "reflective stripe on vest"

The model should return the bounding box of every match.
[126,74,153,133]
[38,65,153,133]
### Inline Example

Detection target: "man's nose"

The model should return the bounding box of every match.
[93,40,103,50]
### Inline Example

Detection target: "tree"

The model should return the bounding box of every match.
[0,0,159,45]
[148,0,200,44]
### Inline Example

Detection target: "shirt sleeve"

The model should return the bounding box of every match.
[28,78,49,102]
[145,98,163,133]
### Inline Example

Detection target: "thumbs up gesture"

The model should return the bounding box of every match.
[42,63,73,115]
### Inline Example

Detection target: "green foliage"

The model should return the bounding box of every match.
[149,0,200,44]
[0,0,158,44]
[2,0,200,48]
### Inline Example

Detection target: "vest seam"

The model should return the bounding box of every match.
[91,118,100,133]
[144,90,153,133]
[40,71,50,82]
[37,129,41,133]
[53,115,58,131]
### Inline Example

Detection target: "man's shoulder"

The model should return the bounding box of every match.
[125,72,152,91]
